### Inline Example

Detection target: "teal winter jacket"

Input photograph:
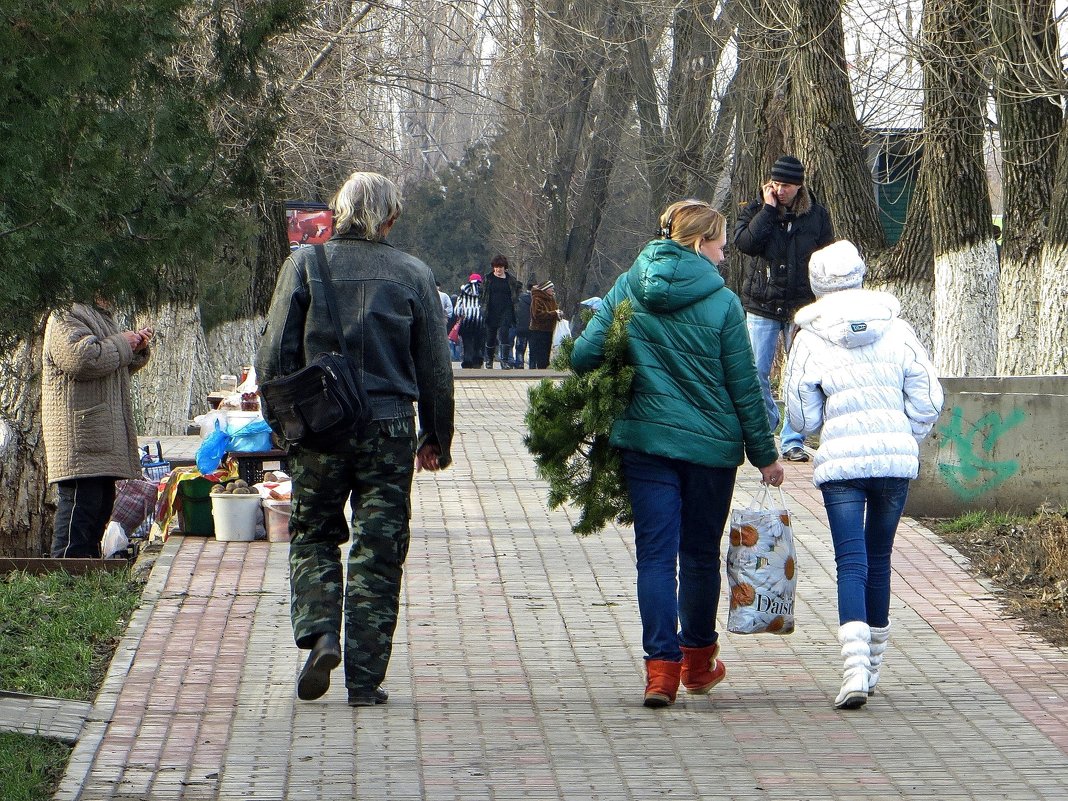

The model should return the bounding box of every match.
[571,238,778,469]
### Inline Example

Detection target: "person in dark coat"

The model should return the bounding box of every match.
[513,281,534,368]
[481,255,520,369]
[257,171,454,707]
[734,154,834,463]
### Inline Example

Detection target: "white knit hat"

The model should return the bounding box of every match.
[809,240,866,297]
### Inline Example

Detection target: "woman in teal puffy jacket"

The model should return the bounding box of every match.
[572,200,784,708]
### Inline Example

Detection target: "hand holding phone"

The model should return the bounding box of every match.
[762,182,778,207]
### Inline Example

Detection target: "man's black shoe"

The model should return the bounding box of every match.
[347,686,389,707]
[296,633,341,701]
[783,446,810,463]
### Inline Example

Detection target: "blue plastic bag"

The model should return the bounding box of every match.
[196,421,232,474]
[228,418,273,452]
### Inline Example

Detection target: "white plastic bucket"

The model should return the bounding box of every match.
[211,493,262,542]
[262,499,292,543]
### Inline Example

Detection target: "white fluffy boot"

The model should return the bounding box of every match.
[834,621,871,710]
[867,622,891,695]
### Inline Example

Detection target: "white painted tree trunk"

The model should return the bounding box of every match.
[0,323,52,557]
[996,249,1038,375]
[1036,241,1068,374]
[205,317,268,389]
[131,302,214,436]
[130,309,268,435]
[933,242,1000,377]
[870,276,935,355]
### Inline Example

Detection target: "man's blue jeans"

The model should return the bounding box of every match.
[621,449,737,662]
[820,477,910,627]
[746,313,803,452]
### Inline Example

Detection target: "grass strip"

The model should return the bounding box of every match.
[0,568,142,701]
[0,731,70,801]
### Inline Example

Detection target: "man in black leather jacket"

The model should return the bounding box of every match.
[257,171,454,707]
[734,155,834,462]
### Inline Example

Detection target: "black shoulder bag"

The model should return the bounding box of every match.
[258,245,372,450]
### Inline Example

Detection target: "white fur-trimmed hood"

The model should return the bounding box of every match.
[785,292,944,486]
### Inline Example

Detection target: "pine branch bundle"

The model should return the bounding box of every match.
[523,299,634,535]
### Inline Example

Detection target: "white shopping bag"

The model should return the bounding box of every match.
[725,486,797,635]
[552,319,572,350]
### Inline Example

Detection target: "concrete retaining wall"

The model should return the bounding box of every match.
[905,376,1068,518]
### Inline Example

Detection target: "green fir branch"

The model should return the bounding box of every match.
[524,299,634,535]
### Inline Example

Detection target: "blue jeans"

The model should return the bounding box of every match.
[622,449,737,662]
[514,332,528,368]
[746,313,803,452]
[820,477,910,627]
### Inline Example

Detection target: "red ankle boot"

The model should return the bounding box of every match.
[680,643,726,694]
[643,659,682,708]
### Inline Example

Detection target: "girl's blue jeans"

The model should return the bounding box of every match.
[820,477,910,626]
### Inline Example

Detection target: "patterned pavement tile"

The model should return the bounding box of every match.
[55,378,1068,801]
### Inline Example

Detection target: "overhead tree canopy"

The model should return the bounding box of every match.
[0,0,303,344]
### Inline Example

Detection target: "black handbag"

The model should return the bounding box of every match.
[258,245,372,450]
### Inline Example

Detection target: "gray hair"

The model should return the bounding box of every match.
[330,172,403,239]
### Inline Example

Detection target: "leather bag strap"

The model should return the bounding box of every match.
[313,244,349,358]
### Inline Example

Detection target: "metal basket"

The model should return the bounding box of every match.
[140,441,171,484]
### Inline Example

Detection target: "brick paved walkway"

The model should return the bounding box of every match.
[55,378,1068,800]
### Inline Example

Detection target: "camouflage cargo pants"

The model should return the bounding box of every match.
[288,416,416,692]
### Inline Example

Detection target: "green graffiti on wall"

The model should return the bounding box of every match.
[937,406,1025,501]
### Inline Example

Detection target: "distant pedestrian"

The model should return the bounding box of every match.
[437,282,453,321]
[455,274,486,368]
[734,155,834,463]
[570,296,601,341]
[572,199,783,708]
[482,255,520,369]
[784,240,943,710]
[528,280,562,369]
[257,171,455,707]
[514,281,534,368]
[42,299,154,558]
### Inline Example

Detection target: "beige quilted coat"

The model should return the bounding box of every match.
[41,303,149,484]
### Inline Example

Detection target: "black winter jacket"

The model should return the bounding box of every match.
[516,291,532,332]
[733,187,834,322]
[256,234,455,463]
[481,272,519,327]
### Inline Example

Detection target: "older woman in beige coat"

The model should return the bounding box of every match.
[42,300,152,557]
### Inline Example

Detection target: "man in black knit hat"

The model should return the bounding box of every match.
[734,154,834,463]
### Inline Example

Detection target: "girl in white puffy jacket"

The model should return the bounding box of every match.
[783,240,943,711]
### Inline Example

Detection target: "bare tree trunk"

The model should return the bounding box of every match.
[1036,121,1068,374]
[624,7,670,217]
[992,0,1060,374]
[0,320,50,557]
[921,0,998,376]
[726,0,789,295]
[537,0,611,308]
[133,301,214,435]
[561,64,634,304]
[699,72,739,207]
[789,0,884,251]
[869,165,935,349]
[664,1,728,200]
[626,0,731,216]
